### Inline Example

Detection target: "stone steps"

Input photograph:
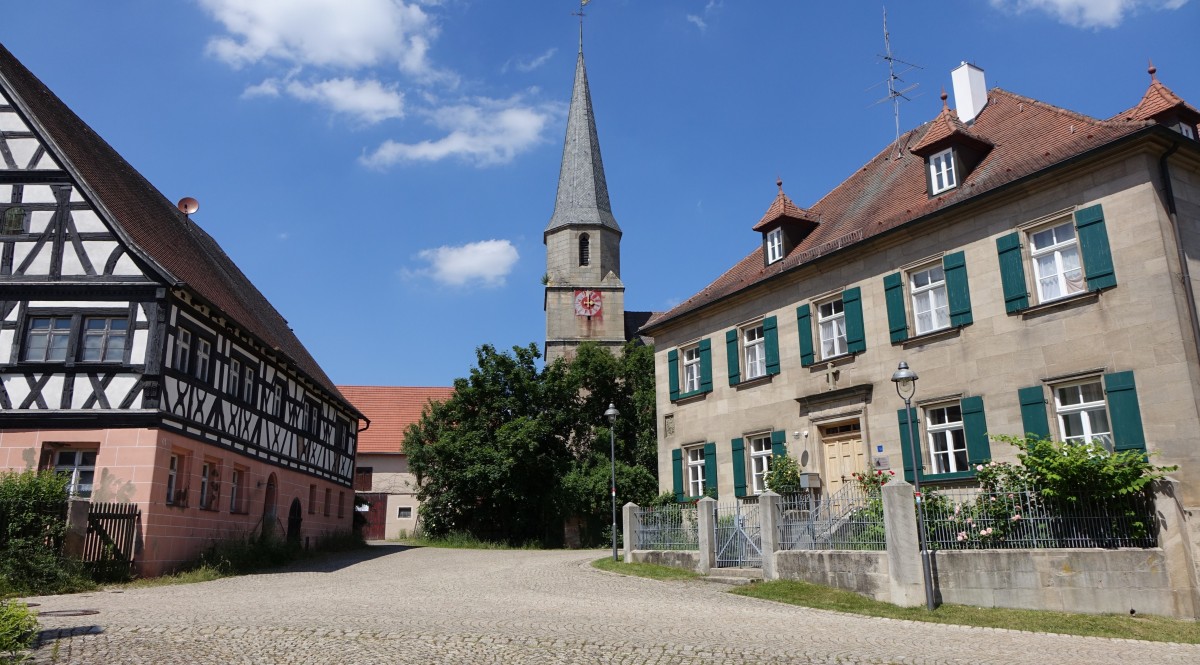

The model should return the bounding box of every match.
[703,567,763,585]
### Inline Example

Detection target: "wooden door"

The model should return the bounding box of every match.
[822,428,866,496]
[359,492,387,540]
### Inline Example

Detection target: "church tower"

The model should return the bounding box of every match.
[544,40,626,364]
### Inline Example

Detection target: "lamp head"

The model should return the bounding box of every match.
[604,402,619,424]
[891,361,918,399]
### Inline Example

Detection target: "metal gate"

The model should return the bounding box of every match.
[358,492,388,540]
[84,502,140,581]
[714,499,762,568]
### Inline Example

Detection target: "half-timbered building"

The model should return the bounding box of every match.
[0,43,364,575]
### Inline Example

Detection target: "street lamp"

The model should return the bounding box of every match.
[891,361,937,611]
[604,403,620,562]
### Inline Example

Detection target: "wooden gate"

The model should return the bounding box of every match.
[84,502,140,580]
[358,492,388,540]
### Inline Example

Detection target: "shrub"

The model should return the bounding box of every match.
[0,471,95,596]
[764,453,802,492]
[0,599,37,662]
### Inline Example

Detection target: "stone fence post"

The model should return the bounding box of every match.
[622,502,639,564]
[759,491,780,580]
[697,496,717,575]
[1152,478,1200,619]
[882,477,923,607]
[62,498,91,559]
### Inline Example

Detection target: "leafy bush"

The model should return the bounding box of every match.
[0,471,95,596]
[764,453,802,492]
[992,435,1176,501]
[0,599,37,662]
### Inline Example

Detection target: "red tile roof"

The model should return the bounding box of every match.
[339,386,455,454]
[1114,65,1200,122]
[644,85,1158,332]
[0,42,354,411]
[908,97,992,156]
[751,180,820,231]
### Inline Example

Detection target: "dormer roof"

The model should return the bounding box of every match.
[752,180,819,231]
[910,91,994,156]
[1114,63,1200,124]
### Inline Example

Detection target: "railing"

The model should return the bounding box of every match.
[921,486,1157,550]
[777,484,885,551]
[714,499,761,567]
[633,503,699,551]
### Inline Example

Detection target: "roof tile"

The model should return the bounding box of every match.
[338,386,455,454]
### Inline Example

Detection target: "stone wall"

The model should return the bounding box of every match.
[630,550,701,572]
[774,550,891,602]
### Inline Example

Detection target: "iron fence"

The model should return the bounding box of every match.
[778,484,885,551]
[921,486,1157,550]
[633,503,699,551]
[714,499,762,567]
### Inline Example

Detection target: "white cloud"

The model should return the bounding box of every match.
[504,48,558,74]
[409,240,520,287]
[361,97,556,167]
[686,15,707,31]
[687,1,723,32]
[988,0,1190,28]
[285,77,405,123]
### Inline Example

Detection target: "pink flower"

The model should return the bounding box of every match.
[976,464,984,471]
[1011,514,1022,522]
[981,528,993,536]
[966,518,974,525]
[957,532,967,541]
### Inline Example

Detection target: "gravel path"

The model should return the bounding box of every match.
[20,545,1200,664]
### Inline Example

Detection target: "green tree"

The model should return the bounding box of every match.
[405,341,659,546]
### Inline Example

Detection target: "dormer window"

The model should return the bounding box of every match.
[929,148,957,194]
[578,233,590,266]
[765,228,783,264]
[1179,123,1196,140]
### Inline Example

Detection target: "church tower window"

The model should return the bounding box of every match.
[579,233,591,266]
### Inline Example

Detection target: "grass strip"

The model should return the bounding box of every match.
[591,557,701,581]
[396,532,541,550]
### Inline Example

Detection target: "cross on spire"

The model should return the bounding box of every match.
[572,0,592,53]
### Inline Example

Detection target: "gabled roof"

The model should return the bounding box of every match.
[644,86,1154,332]
[1114,64,1200,123]
[909,92,994,156]
[545,49,620,237]
[0,42,353,410]
[338,386,454,454]
[751,180,819,232]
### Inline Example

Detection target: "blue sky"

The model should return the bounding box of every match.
[2,1,1197,387]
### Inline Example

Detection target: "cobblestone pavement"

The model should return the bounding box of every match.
[20,545,1200,664]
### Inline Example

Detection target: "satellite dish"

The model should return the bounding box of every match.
[177,197,199,215]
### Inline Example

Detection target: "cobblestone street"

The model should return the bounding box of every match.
[21,545,1200,664]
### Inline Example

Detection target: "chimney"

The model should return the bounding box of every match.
[951,62,988,124]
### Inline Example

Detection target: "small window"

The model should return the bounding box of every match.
[166,453,186,505]
[199,461,218,511]
[2,206,27,234]
[1030,222,1085,303]
[173,329,191,373]
[229,467,246,513]
[742,324,766,380]
[324,488,332,517]
[682,345,702,393]
[229,358,242,397]
[1054,380,1112,451]
[307,401,321,437]
[54,449,97,498]
[79,317,128,362]
[817,299,847,359]
[308,484,317,514]
[686,446,706,497]
[1178,123,1195,139]
[748,435,772,494]
[578,233,590,266]
[338,491,345,518]
[243,365,256,403]
[929,148,957,194]
[765,228,783,264]
[910,265,949,335]
[195,339,211,382]
[354,467,374,491]
[397,506,413,519]
[926,404,967,474]
[23,316,72,362]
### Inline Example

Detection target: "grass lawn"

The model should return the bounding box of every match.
[594,560,1200,644]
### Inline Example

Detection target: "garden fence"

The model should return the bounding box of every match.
[633,503,699,551]
[777,484,886,551]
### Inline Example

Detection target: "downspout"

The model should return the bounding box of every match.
[1159,142,1200,364]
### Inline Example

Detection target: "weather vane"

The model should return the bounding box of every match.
[870,7,922,157]
[572,0,591,51]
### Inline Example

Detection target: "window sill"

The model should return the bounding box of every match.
[734,374,774,391]
[899,326,962,349]
[671,390,709,404]
[913,469,977,484]
[1018,290,1100,319]
[805,353,856,371]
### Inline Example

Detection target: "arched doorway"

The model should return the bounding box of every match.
[287,498,303,544]
[261,473,278,539]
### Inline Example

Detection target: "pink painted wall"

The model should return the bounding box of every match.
[0,428,353,576]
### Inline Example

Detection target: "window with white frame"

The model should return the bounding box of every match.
[199,461,216,510]
[195,339,211,382]
[686,446,706,497]
[682,345,701,393]
[1054,380,1113,450]
[166,454,180,504]
[398,507,413,519]
[926,404,967,474]
[23,316,72,362]
[79,317,128,362]
[749,435,772,494]
[229,358,242,397]
[54,450,97,498]
[765,228,783,264]
[929,148,956,194]
[173,329,191,373]
[910,265,949,335]
[243,365,256,403]
[229,467,244,513]
[1178,123,1195,139]
[817,299,847,359]
[743,324,766,380]
[1030,221,1085,302]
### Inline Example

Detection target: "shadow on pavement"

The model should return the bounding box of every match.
[262,542,420,574]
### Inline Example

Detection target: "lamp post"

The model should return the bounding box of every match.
[891,361,936,611]
[604,403,620,562]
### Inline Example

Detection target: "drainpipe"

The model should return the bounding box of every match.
[1159,143,1200,365]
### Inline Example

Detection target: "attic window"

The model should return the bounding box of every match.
[765,228,783,264]
[929,148,957,194]
[1179,123,1196,140]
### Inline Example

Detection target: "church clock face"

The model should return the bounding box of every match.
[574,289,602,317]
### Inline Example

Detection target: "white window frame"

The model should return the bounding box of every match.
[195,339,211,382]
[1179,123,1195,139]
[229,358,242,397]
[398,506,413,519]
[229,468,243,513]
[1053,380,1113,451]
[686,446,706,498]
[1029,221,1085,303]
[743,324,766,380]
[749,435,772,494]
[926,404,968,474]
[173,329,191,373]
[79,316,128,362]
[909,264,949,335]
[929,148,957,194]
[243,365,256,403]
[54,449,97,498]
[817,298,847,360]
[765,228,783,264]
[199,461,215,510]
[682,345,701,393]
[166,454,179,504]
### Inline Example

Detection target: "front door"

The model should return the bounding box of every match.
[821,421,865,496]
[359,492,388,540]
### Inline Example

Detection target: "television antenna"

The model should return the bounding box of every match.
[869,7,922,157]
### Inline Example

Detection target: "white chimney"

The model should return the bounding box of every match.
[951,62,988,124]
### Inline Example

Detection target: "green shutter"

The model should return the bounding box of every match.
[1075,204,1117,291]
[1104,371,1146,452]
[671,448,684,501]
[796,304,815,367]
[943,251,973,327]
[698,339,713,393]
[763,316,780,375]
[703,442,718,497]
[667,349,680,401]
[725,329,740,387]
[731,438,747,498]
[843,287,866,354]
[883,272,909,343]
[960,396,991,466]
[1018,385,1050,439]
[770,429,786,458]
[897,407,918,483]
[996,233,1029,313]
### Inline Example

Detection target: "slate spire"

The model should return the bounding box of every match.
[545,49,620,236]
